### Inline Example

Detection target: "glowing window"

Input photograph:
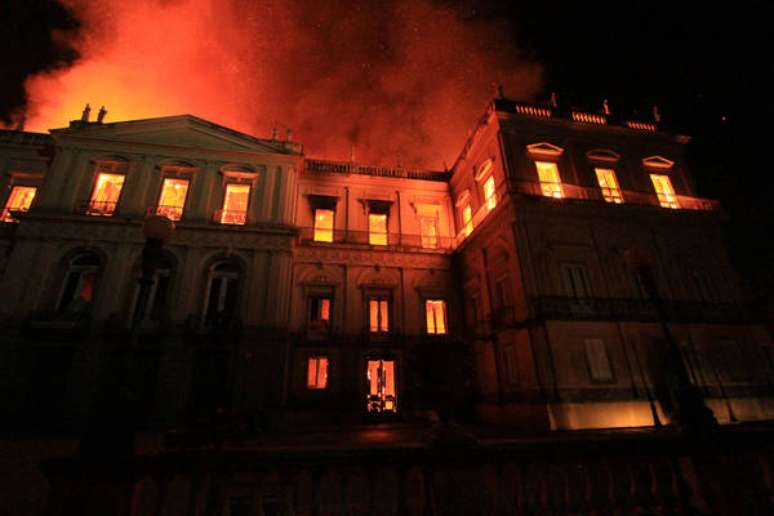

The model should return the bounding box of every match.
[156,178,189,220]
[367,359,397,413]
[535,161,563,198]
[2,186,37,222]
[368,213,388,245]
[420,216,438,248]
[58,253,100,313]
[220,183,250,224]
[462,204,473,236]
[425,299,447,334]
[483,176,497,210]
[88,173,125,216]
[650,174,679,208]
[307,357,329,389]
[310,296,331,324]
[369,298,389,333]
[594,168,623,204]
[313,208,334,242]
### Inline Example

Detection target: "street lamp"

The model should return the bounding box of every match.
[623,248,717,431]
[132,215,175,330]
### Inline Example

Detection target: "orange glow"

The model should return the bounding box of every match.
[425,299,447,334]
[220,183,250,224]
[317,298,331,322]
[157,178,189,220]
[483,176,497,210]
[420,216,438,248]
[594,168,623,203]
[307,357,329,389]
[650,174,679,208]
[368,213,388,245]
[2,186,37,222]
[369,298,389,333]
[462,204,473,236]
[535,161,563,198]
[367,359,397,413]
[88,173,125,215]
[18,1,541,169]
[313,208,334,242]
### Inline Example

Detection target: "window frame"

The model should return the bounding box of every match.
[219,181,252,225]
[367,296,391,334]
[534,160,564,199]
[56,252,102,314]
[202,260,241,325]
[650,173,679,209]
[594,167,624,204]
[87,171,127,216]
[1,184,38,222]
[306,356,330,390]
[155,175,191,221]
[424,298,448,335]
[313,207,335,242]
[583,338,615,383]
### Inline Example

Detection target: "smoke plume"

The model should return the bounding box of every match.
[21,0,541,168]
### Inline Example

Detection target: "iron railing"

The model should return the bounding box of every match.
[212,209,247,225]
[298,227,454,250]
[77,200,119,217]
[147,205,184,221]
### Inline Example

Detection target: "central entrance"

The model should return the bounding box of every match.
[366,359,397,414]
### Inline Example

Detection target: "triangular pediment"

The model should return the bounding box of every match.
[526,142,564,157]
[51,115,299,155]
[642,155,674,169]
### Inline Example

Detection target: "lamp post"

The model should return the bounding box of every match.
[623,248,717,431]
[132,215,175,331]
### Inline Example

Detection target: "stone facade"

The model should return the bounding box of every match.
[1,101,773,515]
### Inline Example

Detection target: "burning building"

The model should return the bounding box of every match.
[1,97,773,515]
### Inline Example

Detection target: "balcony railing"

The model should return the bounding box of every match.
[77,200,118,216]
[298,227,454,250]
[212,209,247,225]
[147,205,184,221]
[531,296,745,323]
[1,206,30,222]
[510,179,721,211]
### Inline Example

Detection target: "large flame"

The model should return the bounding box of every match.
[22,0,541,168]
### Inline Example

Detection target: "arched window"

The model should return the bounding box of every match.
[57,252,102,314]
[203,260,241,325]
[129,256,175,326]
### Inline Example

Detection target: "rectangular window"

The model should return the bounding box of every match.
[584,338,614,382]
[594,168,623,203]
[369,298,389,333]
[425,299,447,334]
[220,183,250,224]
[88,173,125,216]
[310,296,331,324]
[2,185,37,222]
[368,213,388,245]
[535,161,563,198]
[367,359,397,413]
[420,216,439,248]
[307,357,329,389]
[313,208,334,242]
[650,174,679,208]
[157,177,189,221]
[561,263,590,299]
[462,204,473,236]
[483,176,497,210]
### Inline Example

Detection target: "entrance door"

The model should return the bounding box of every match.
[366,359,397,414]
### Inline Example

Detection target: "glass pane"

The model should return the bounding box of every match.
[89,173,125,215]
[2,186,37,221]
[462,205,473,236]
[369,213,388,245]
[307,357,328,389]
[483,176,497,210]
[650,174,679,208]
[420,217,438,248]
[319,298,330,321]
[425,299,446,334]
[367,360,397,413]
[369,299,379,332]
[221,183,250,224]
[157,178,189,220]
[535,161,563,198]
[379,300,389,332]
[594,168,623,203]
[313,209,334,242]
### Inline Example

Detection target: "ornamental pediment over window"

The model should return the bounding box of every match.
[642,155,674,169]
[586,149,621,162]
[526,142,564,157]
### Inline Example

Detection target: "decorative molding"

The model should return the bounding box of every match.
[642,155,674,170]
[586,149,621,163]
[526,142,564,157]
[455,189,471,207]
[473,158,494,182]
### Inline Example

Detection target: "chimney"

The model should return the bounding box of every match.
[81,103,91,122]
[97,106,108,123]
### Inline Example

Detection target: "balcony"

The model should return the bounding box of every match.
[77,200,118,217]
[212,209,247,225]
[510,179,720,211]
[298,227,454,251]
[531,296,746,323]
[147,204,184,221]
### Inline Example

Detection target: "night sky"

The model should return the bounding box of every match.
[1,0,772,306]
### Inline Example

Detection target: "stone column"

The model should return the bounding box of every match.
[248,249,269,326]
[120,156,156,218]
[58,150,92,213]
[188,161,219,223]
[31,146,76,211]
[260,165,277,221]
